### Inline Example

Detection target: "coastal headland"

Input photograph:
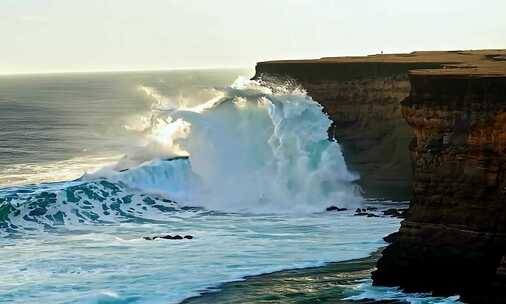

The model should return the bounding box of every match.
[254,50,506,302]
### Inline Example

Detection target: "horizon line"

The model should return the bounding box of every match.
[0,65,253,77]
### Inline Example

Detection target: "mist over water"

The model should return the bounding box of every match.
[0,70,247,186]
[107,77,362,213]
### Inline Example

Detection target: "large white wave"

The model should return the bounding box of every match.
[99,77,362,213]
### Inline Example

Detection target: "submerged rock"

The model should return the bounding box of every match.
[353,207,381,218]
[382,208,405,218]
[143,234,194,240]
[326,206,347,212]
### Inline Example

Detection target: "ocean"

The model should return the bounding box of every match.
[0,69,459,303]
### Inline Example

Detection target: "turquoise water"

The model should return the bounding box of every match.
[0,70,459,303]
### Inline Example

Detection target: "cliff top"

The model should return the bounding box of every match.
[259,50,506,78]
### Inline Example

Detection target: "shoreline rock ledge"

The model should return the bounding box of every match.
[254,50,506,302]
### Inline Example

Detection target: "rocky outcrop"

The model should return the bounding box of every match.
[373,70,506,302]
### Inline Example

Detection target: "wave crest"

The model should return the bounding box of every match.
[0,77,363,232]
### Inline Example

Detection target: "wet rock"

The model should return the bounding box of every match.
[326,206,347,212]
[143,234,193,240]
[382,208,406,218]
[383,232,399,243]
[354,207,380,217]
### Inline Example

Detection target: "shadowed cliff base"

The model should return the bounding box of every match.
[181,250,458,304]
[181,252,382,304]
[254,50,506,202]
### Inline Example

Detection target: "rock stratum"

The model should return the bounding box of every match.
[254,50,506,302]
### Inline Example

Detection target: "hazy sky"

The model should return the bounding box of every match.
[2,0,506,74]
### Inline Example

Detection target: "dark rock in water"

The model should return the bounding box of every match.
[326,206,347,212]
[354,212,379,217]
[354,208,379,217]
[382,208,405,218]
[143,234,193,240]
[383,232,399,243]
[366,207,378,211]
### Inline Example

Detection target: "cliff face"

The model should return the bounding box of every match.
[255,50,506,301]
[255,61,444,201]
[287,75,413,201]
[373,73,506,302]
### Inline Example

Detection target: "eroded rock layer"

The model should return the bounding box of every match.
[373,72,506,303]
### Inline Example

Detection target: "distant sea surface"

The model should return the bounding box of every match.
[0,69,248,186]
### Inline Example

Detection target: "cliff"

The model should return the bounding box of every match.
[372,53,506,303]
[255,50,506,302]
[254,53,459,200]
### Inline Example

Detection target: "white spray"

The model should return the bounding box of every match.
[111,77,362,213]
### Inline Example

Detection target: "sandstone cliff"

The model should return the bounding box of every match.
[255,50,506,302]
[372,54,506,303]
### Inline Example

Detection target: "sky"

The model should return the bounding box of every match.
[1,0,506,74]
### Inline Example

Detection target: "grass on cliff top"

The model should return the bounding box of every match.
[260,49,506,77]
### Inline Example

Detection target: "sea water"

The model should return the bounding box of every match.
[0,70,459,303]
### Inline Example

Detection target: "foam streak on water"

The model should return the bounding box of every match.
[0,212,402,304]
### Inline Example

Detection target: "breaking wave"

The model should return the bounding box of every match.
[0,77,362,232]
